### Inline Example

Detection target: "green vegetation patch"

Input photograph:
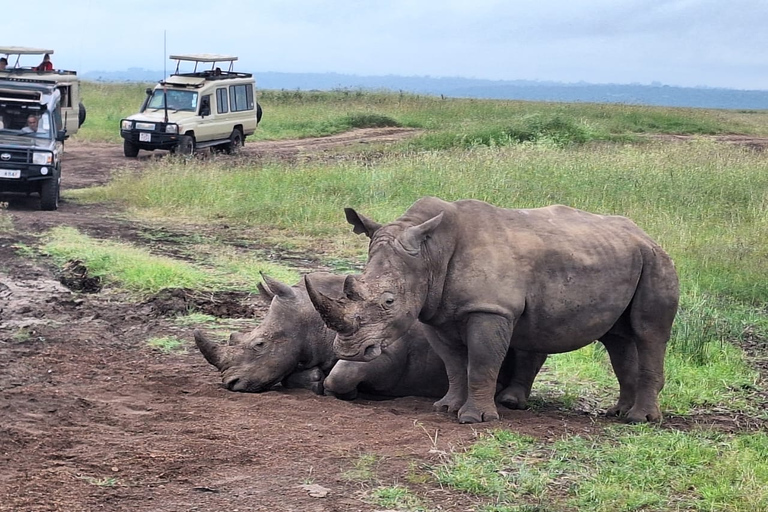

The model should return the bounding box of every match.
[41,226,298,296]
[147,336,186,353]
[434,428,768,512]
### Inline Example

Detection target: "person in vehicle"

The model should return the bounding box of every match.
[21,114,43,134]
[0,57,7,71]
[34,54,53,72]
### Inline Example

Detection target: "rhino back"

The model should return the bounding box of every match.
[389,198,675,353]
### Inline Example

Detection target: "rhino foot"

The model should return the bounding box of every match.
[496,386,528,410]
[433,395,463,414]
[458,404,500,424]
[606,401,632,417]
[624,405,662,424]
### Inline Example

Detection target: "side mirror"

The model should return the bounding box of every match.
[56,130,69,142]
[145,88,153,96]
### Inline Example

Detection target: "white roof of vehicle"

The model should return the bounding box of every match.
[163,75,206,86]
[169,54,237,63]
[0,46,54,55]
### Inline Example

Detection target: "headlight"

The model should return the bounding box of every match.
[121,120,133,130]
[165,124,178,134]
[33,152,53,165]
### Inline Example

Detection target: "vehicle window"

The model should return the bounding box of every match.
[16,111,53,139]
[229,84,254,112]
[56,85,72,107]
[216,88,228,114]
[147,90,198,112]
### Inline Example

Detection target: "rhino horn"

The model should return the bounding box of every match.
[345,208,382,238]
[400,212,444,255]
[194,329,230,370]
[259,272,296,300]
[305,274,357,335]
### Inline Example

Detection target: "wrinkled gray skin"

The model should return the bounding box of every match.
[194,273,458,399]
[306,197,679,424]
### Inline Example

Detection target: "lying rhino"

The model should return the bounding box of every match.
[194,272,449,399]
[195,272,546,405]
[306,197,679,424]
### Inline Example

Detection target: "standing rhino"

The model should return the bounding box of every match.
[195,272,546,404]
[306,197,679,424]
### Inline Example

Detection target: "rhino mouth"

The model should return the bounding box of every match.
[224,372,289,393]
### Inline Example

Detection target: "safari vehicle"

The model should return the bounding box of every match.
[120,54,261,157]
[0,80,67,210]
[0,47,87,135]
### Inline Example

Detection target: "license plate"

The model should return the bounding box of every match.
[0,169,21,179]
[139,132,152,142]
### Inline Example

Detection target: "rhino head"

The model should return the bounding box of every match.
[306,207,443,362]
[195,273,333,392]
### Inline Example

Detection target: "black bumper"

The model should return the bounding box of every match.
[0,166,55,193]
[121,130,182,150]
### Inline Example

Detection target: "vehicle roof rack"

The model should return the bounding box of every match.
[0,46,55,56]
[170,54,238,73]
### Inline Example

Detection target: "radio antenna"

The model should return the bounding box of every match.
[163,30,167,79]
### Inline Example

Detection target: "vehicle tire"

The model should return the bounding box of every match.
[78,102,87,127]
[224,128,243,154]
[123,140,140,158]
[40,167,61,211]
[256,103,263,124]
[176,135,195,156]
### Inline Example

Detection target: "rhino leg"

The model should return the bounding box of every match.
[281,367,326,395]
[496,350,547,410]
[601,333,639,418]
[457,313,513,424]
[428,331,469,414]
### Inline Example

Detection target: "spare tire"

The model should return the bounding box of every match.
[256,103,263,125]
[78,102,87,127]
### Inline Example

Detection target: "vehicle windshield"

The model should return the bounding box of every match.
[146,89,198,112]
[0,106,53,139]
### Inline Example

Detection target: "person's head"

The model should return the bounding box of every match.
[0,57,7,70]
[42,54,50,63]
[26,115,39,130]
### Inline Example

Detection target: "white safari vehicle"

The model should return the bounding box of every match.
[0,46,86,135]
[120,54,261,157]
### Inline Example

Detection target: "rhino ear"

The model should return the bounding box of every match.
[400,212,444,255]
[305,274,357,335]
[259,272,296,300]
[345,208,382,238]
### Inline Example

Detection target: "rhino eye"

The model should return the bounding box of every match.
[250,340,266,351]
[381,293,395,309]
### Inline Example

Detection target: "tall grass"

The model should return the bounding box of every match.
[74,141,768,303]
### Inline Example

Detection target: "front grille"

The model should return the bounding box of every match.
[0,149,30,165]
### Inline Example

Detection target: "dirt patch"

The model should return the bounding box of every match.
[1,130,766,511]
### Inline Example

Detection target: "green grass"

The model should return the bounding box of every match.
[433,428,768,512]
[370,485,426,511]
[76,84,768,144]
[72,141,768,303]
[41,226,299,296]
[146,336,186,353]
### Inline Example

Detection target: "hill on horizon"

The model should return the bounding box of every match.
[81,69,768,110]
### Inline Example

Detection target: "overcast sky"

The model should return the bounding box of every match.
[3,0,767,90]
